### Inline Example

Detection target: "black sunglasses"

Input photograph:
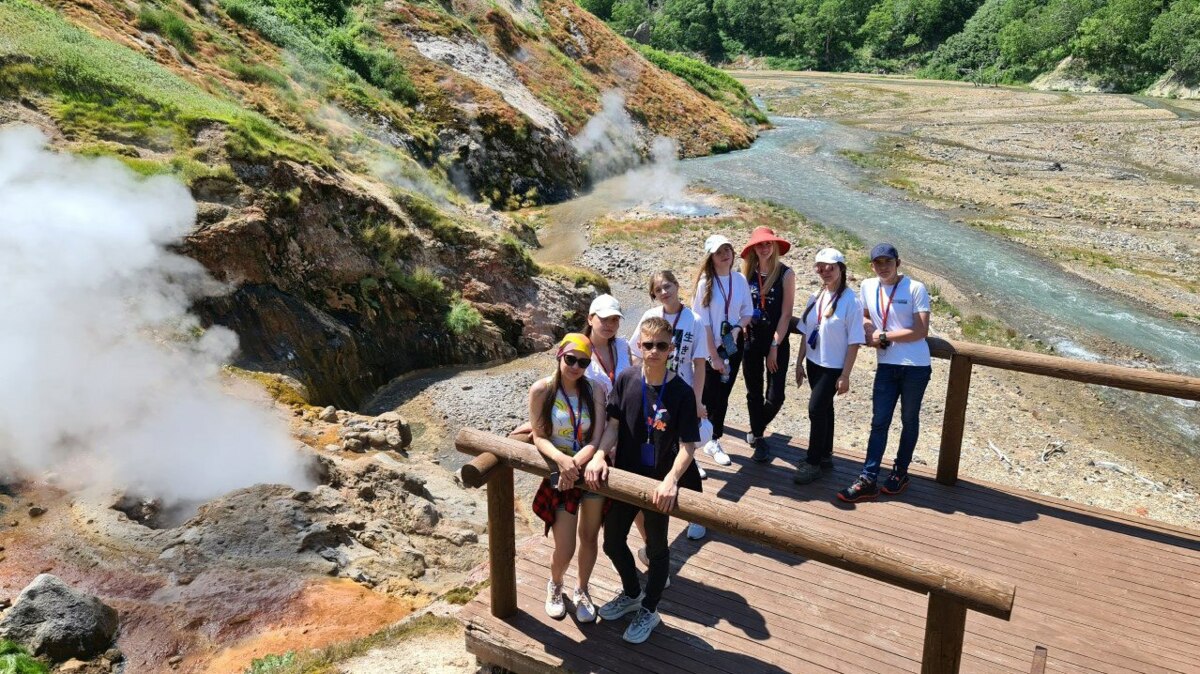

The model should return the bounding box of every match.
[562,354,591,369]
[640,341,671,352]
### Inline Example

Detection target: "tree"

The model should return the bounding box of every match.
[578,0,616,21]
[1148,0,1200,81]
[653,0,725,61]
[1073,0,1165,89]
[609,0,651,34]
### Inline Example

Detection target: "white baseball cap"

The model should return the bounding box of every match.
[588,294,623,318]
[704,234,733,255]
[815,248,845,264]
[698,418,713,445]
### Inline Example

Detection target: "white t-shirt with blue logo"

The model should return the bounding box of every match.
[860,276,932,367]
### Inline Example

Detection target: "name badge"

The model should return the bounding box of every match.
[752,308,763,322]
[640,442,656,467]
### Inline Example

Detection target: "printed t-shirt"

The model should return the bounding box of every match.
[585,336,631,398]
[606,367,702,491]
[628,306,710,385]
[800,287,866,369]
[860,276,932,366]
[547,386,593,456]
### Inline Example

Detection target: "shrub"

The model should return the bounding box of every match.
[447,299,483,335]
[138,6,196,52]
[226,59,289,88]
[243,652,296,674]
[391,267,450,310]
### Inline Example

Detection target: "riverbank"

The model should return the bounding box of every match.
[740,71,1200,328]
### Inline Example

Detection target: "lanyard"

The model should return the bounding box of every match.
[557,383,583,451]
[590,338,616,383]
[641,372,668,440]
[713,273,733,323]
[876,276,903,331]
[755,272,769,312]
[664,306,685,369]
[814,289,835,328]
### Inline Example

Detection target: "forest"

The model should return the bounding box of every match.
[580,0,1200,92]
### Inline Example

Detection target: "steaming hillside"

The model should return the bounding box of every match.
[0,0,758,408]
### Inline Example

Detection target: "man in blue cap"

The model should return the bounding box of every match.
[838,243,932,502]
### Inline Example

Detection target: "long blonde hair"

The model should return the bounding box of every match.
[743,243,783,295]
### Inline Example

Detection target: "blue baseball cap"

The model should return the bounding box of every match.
[869,243,899,261]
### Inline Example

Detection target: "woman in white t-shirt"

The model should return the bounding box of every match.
[583,294,633,398]
[838,243,932,503]
[629,270,709,541]
[692,235,754,466]
[792,248,864,486]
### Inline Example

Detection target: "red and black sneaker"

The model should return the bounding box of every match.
[836,477,879,503]
[881,471,910,495]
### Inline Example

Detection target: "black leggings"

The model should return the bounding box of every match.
[743,337,790,438]
[604,500,670,612]
[701,346,743,440]
[805,359,842,465]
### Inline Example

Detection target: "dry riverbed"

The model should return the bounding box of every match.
[740,71,1200,325]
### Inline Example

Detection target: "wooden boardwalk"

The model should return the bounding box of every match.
[459,433,1200,674]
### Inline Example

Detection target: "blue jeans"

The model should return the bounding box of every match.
[862,364,932,482]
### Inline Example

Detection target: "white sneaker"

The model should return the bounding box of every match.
[686,522,707,540]
[622,607,661,644]
[545,580,566,619]
[697,463,708,479]
[704,439,732,466]
[598,591,643,621]
[573,587,596,623]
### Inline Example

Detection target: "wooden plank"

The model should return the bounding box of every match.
[926,337,1200,401]
[937,354,973,485]
[455,428,1016,620]
[1031,646,1048,674]
[922,593,967,674]
[488,465,517,618]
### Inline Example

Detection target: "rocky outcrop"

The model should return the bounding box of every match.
[1145,71,1200,100]
[0,574,119,662]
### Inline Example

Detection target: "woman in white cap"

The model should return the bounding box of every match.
[741,226,796,463]
[792,249,864,485]
[693,234,754,465]
[584,294,632,398]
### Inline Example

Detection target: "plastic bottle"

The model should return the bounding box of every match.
[720,357,731,384]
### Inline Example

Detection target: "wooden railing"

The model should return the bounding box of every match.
[926,336,1200,485]
[455,428,1016,674]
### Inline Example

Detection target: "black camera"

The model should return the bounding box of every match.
[878,333,891,350]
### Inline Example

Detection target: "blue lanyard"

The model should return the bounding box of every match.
[558,384,583,451]
[640,373,668,439]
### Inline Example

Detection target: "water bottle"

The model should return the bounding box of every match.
[720,357,731,384]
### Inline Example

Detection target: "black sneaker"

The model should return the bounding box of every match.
[881,471,910,495]
[749,437,771,463]
[836,477,879,503]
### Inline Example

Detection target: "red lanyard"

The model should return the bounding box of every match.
[755,272,769,312]
[876,277,903,330]
[590,338,616,383]
[814,289,833,327]
[558,383,584,450]
[713,273,733,323]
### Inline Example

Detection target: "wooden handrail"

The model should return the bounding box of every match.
[926,336,1200,401]
[455,427,1015,620]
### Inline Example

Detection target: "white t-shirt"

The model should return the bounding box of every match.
[585,336,632,398]
[860,276,932,366]
[694,272,755,344]
[628,306,710,386]
[800,287,866,369]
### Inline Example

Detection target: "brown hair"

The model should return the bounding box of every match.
[535,358,596,444]
[693,255,717,308]
[802,262,848,324]
[647,270,679,300]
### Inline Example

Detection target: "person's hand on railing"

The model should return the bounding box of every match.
[584,453,608,490]
[652,477,678,513]
[555,453,579,490]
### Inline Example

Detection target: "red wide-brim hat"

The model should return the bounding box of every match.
[740,226,792,259]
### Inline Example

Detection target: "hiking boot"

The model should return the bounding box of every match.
[881,471,910,495]
[748,435,771,463]
[703,439,732,466]
[545,580,566,619]
[622,607,662,644]
[573,586,596,623]
[792,462,824,485]
[837,477,880,503]
[686,522,707,540]
[598,591,643,621]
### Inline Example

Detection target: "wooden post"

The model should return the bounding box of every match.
[1029,646,1048,674]
[937,354,973,486]
[461,452,501,488]
[487,464,517,619]
[921,592,967,674]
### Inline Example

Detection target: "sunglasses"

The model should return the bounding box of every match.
[640,341,671,352]
[562,354,591,369]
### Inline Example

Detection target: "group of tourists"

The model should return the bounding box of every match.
[523,226,933,645]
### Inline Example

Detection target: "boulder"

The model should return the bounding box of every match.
[0,574,118,662]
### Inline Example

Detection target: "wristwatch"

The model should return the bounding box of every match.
[770,338,779,348]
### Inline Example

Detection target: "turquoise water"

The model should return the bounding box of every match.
[680,117,1200,379]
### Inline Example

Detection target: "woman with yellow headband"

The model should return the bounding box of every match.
[529,333,609,623]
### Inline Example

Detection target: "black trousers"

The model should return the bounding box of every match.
[743,336,790,438]
[805,359,843,465]
[701,345,743,440]
[603,499,670,612]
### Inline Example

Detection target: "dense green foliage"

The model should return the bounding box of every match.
[584,0,1200,92]
[0,641,48,674]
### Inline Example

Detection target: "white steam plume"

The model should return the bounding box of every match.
[0,126,312,504]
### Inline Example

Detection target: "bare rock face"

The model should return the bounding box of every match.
[0,574,119,662]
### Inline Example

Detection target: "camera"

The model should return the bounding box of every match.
[878,333,891,350]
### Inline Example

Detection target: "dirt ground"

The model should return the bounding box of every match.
[739,71,1200,324]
